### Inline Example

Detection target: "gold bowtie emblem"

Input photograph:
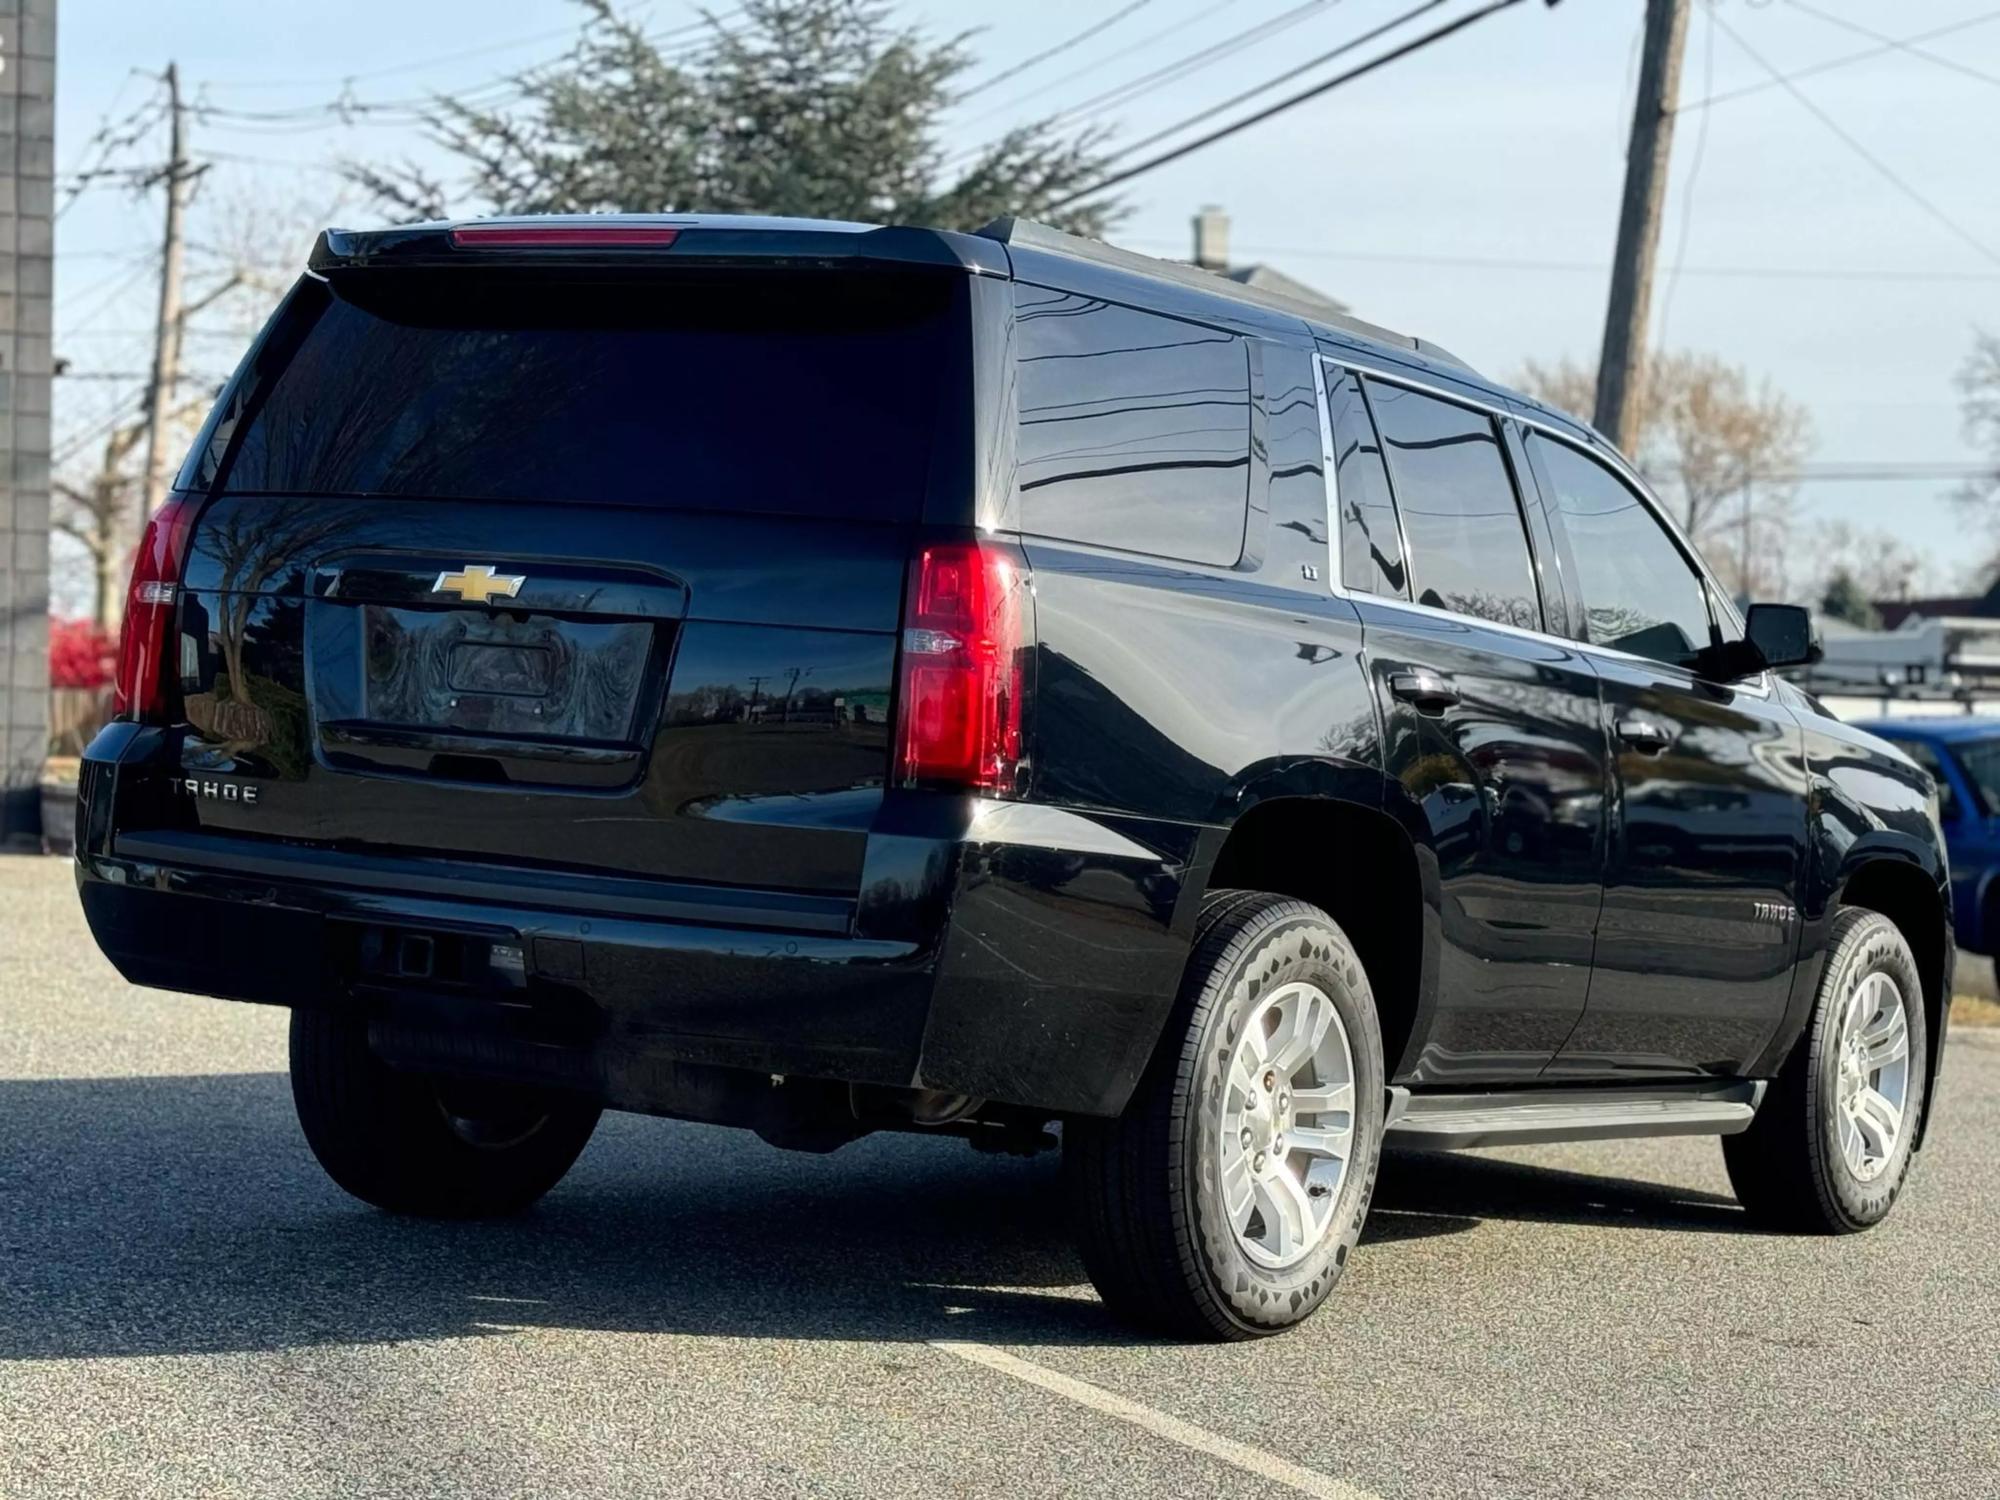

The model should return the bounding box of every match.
[432,564,526,604]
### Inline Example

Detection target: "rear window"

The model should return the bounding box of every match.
[212,271,958,521]
[1013,287,1250,566]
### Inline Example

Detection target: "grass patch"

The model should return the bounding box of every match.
[1950,993,2000,1028]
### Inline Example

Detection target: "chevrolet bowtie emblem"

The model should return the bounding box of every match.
[432,564,526,604]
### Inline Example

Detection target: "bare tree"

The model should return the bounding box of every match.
[1953,332,2000,579]
[53,416,145,630]
[1516,351,1812,599]
[52,183,344,623]
[1802,521,1926,615]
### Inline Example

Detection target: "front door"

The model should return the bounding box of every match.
[1522,431,1807,1078]
[1339,370,1608,1084]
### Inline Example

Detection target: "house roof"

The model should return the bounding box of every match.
[1221,263,1348,315]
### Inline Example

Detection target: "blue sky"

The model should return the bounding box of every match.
[50,0,2000,606]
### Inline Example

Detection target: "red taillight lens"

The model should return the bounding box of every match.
[447,224,682,249]
[112,495,198,721]
[894,541,1028,792]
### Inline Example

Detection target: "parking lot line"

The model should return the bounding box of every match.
[931,1340,1381,1500]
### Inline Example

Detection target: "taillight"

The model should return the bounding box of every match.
[447,224,682,249]
[894,540,1028,792]
[112,494,198,722]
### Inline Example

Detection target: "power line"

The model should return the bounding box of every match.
[1780,0,2000,94]
[1679,8,2000,112]
[194,20,591,93]
[1042,0,1352,129]
[955,2,1254,127]
[1049,0,1547,208]
[960,1,1160,100]
[1707,9,2000,270]
[191,12,745,133]
[1098,0,1447,166]
[1117,238,2000,283]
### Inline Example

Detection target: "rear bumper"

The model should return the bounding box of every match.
[76,730,1202,1117]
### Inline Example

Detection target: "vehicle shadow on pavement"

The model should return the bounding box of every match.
[1376,1148,1750,1235]
[0,1073,1740,1361]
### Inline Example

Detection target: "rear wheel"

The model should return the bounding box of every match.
[1723,909,1926,1233]
[1064,890,1385,1339]
[289,1008,601,1217]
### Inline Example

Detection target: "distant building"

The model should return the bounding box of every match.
[1876,578,2000,632]
[1188,206,1346,316]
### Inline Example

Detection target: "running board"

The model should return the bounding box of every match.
[1385,1080,1766,1150]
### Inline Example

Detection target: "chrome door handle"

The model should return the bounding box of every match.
[1389,670,1460,714]
[1617,716,1673,754]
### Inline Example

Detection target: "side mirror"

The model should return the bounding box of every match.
[1743,602,1821,671]
[1697,602,1821,681]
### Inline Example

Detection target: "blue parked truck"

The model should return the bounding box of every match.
[1857,718,2000,986]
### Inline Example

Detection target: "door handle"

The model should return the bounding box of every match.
[1616,716,1673,754]
[1389,670,1461,714]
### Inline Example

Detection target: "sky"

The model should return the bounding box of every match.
[47,0,2000,612]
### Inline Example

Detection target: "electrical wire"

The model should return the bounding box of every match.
[1780,0,2000,94]
[1679,8,2000,112]
[1049,0,1541,208]
[959,1,1160,100]
[954,2,1253,128]
[1097,0,1446,166]
[1115,238,2000,283]
[1708,8,2000,269]
[1041,0,1350,129]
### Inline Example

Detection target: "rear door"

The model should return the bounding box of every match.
[165,263,967,898]
[1522,431,1808,1078]
[1334,364,1610,1084]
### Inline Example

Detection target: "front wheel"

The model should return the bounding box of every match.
[1723,908,1927,1233]
[1064,890,1385,1340]
[290,1008,602,1217]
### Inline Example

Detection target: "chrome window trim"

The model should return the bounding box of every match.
[1316,353,1771,698]
[1356,592,1765,694]
[1310,352,1353,599]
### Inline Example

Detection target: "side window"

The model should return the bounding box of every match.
[1364,379,1540,630]
[1014,288,1250,566]
[1324,365,1406,597]
[1529,435,1713,669]
[1900,740,1961,822]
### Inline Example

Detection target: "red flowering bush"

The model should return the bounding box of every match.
[49,618,118,690]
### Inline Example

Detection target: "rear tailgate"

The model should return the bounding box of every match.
[157,249,973,900]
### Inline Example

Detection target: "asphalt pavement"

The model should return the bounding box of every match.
[3,853,1996,1500]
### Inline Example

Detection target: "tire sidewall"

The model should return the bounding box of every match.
[1809,915,1928,1228]
[1183,911,1384,1334]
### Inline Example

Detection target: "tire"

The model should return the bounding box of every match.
[1064,890,1386,1340]
[289,1008,602,1217]
[1723,908,1928,1233]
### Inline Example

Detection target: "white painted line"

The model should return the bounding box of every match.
[931,1340,1383,1500]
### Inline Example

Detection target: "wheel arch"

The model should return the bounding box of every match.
[1194,788,1431,1078]
[1834,856,1951,1148]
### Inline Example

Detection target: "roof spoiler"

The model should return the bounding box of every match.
[309,215,1011,277]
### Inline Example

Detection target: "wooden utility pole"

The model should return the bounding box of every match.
[139,61,189,526]
[1592,0,1691,455]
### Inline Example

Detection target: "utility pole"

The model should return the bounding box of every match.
[139,61,189,526]
[1592,0,1691,455]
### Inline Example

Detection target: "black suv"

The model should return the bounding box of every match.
[77,215,1951,1340]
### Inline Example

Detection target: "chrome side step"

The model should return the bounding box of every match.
[1384,1080,1766,1150]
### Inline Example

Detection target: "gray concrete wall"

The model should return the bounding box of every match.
[0,0,54,843]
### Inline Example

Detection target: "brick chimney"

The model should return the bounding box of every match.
[1192,206,1230,272]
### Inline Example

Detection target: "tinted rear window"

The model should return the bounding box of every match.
[215,272,957,520]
